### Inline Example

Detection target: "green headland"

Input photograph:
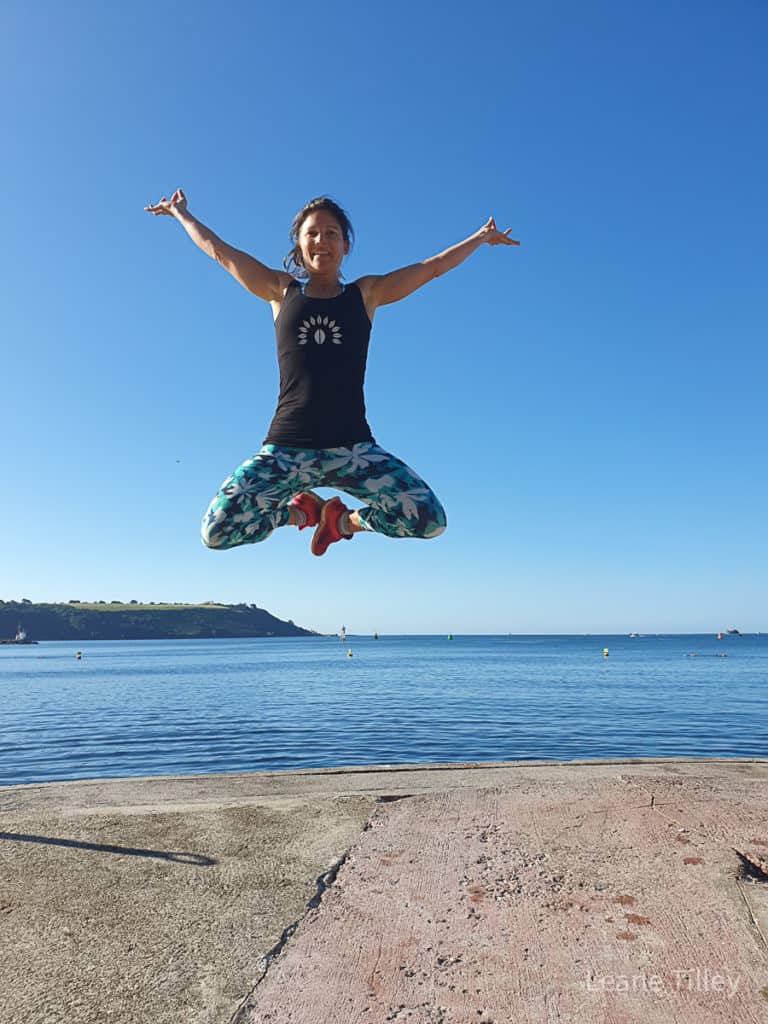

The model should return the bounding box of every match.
[0,600,314,641]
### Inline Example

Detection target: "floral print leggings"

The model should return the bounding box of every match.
[201,441,447,549]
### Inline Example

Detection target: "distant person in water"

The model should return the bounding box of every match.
[145,190,519,556]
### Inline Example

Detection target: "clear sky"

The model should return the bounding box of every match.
[2,1,766,635]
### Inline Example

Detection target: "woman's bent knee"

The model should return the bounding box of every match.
[200,502,277,549]
[416,501,447,539]
[201,524,229,549]
[376,493,448,536]
[201,521,274,549]
[201,517,235,549]
[422,519,446,539]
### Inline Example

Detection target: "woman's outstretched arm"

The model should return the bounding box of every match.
[358,218,519,315]
[144,188,291,302]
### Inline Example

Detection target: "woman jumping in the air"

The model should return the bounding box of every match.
[145,191,519,556]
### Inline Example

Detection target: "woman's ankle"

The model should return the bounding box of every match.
[347,510,365,534]
[288,507,306,528]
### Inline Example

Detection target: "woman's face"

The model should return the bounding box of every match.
[298,210,349,275]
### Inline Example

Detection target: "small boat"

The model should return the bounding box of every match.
[339,625,346,642]
[725,628,742,636]
[629,632,639,638]
[0,624,38,646]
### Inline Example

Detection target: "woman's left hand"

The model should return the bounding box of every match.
[479,217,520,246]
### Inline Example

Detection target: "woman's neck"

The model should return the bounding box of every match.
[302,274,344,298]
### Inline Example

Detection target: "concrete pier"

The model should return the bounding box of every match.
[2,759,768,1023]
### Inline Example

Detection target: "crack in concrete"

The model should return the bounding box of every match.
[735,879,768,957]
[228,796,416,1022]
[228,850,349,1023]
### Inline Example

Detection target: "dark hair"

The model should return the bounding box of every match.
[283,196,354,279]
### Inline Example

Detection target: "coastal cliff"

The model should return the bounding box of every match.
[0,601,314,641]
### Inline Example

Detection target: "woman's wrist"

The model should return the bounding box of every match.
[171,205,192,223]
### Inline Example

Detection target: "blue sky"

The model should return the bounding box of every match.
[2,1,766,635]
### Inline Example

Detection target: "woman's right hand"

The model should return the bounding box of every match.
[144,187,187,217]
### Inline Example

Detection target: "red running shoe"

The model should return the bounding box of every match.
[311,496,353,557]
[289,491,325,531]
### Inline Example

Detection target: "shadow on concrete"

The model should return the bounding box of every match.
[0,831,216,866]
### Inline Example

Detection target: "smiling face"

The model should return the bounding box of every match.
[298,210,350,278]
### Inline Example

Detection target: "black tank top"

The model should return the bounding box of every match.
[263,280,376,448]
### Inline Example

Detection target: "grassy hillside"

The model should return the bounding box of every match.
[0,601,314,641]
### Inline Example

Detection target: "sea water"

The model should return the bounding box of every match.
[1,634,766,786]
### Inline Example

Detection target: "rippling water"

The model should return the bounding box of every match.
[1,634,766,785]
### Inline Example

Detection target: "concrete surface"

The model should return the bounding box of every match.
[2,759,768,1023]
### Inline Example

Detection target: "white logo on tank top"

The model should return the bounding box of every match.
[297,316,343,346]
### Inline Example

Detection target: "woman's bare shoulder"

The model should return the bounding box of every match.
[269,275,300,321]
[351,276,378,323]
